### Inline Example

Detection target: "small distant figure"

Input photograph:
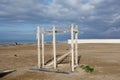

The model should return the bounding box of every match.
[15,42,18,45]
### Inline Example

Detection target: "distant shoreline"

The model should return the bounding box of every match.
[0,40,36,45]
[0,40,67,46]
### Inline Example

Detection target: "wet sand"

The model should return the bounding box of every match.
[0,43,120,80]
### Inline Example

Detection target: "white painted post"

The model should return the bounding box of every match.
[53,26,56,69]
[75,25,78,65]
[71,24,74,71]
[42,28,45,67]
[37,27,41,69]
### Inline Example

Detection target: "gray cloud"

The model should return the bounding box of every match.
[0,0,120,38]
[0,0,119,24]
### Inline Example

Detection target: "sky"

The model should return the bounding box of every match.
[0,0,120,40]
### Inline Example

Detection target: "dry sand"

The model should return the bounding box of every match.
[0,43,120,80]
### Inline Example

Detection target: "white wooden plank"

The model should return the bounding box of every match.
[53,26,56,69]
[45,51,71,67]
[75,25,78,65]
[37,27,41,69]
[68,39,120,44]
[42,28,45,67]
[71,24,74,71]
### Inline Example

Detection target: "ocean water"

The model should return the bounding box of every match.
[0,40,36,45]
[0,36,69,45]
[0,33,71,45]
[0,39,68,45]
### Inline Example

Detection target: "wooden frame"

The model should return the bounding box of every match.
[36,24,78,71]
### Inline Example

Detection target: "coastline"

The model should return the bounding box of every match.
[0,40,68,46]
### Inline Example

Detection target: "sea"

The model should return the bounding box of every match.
[0,37,69,45]
[0,33,71,45]
[0,40,36,45]
[0,39,69,45]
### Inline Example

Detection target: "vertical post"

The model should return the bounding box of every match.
[37,27,41,69]
[42,28,45,67]
[75,25,78,65]
[71,24,74,71]
[53,26,56,69]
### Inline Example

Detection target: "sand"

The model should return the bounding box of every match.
[0,43,120,80]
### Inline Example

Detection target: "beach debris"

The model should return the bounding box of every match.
[80,64,94,73]
[0,69,16,78]
[14,54,17,57]
[66,48,69,50]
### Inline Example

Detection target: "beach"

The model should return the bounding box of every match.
[0,43,120,80]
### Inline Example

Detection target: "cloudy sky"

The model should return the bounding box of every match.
[0,0,120,40]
